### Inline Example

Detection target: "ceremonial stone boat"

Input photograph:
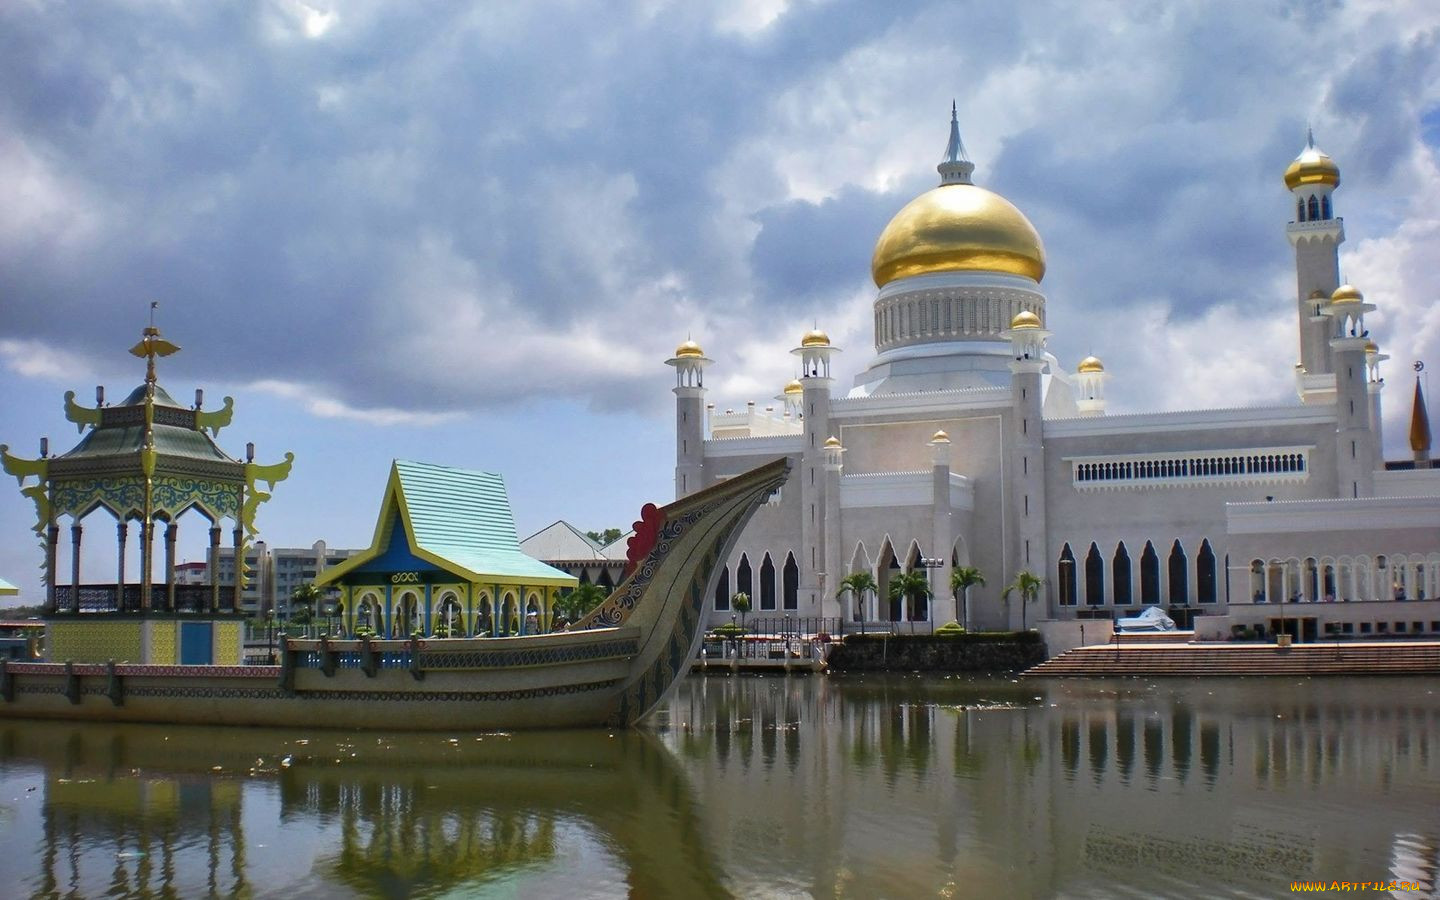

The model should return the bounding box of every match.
[0,457,790,731]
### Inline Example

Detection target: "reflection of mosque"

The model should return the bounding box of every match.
[661,677,1440,897]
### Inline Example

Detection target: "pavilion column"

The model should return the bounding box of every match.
[70,522,83,604]
[165,521,177,612]
[138,521,150,610]
[116,521,128,598]
[209,526,222,613]
[45,524,59,613]
[232,525,244,614]
[423,584,432,637]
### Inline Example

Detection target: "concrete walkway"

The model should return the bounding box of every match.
[1024,640,1440,677]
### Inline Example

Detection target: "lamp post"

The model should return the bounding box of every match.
[266,609,276,665]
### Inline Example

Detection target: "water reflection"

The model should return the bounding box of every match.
[0,676,1436,898]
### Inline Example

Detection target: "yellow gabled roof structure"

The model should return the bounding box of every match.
[316,460,576,588]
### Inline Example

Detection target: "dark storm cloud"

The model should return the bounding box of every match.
[1,1,1436,424]
[749,186,900,303]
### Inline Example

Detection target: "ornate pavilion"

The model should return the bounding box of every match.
[0,324,292,664]
[315,460,576,638]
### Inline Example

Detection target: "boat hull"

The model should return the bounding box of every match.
[0,457,793,731]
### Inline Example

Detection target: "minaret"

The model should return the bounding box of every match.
[1365,340,1388,463]
[1411,376,1433,469]
[666,339,711,498]
[1074,355,1107,416]
[791,328,839,610]
[822,435,844,616]
[928,430,955,623]
[1003,310,1050,624]
[1324,284,1376,497]
[1285,129,1344,402]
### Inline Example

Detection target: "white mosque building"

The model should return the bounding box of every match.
[666,109,1440,643]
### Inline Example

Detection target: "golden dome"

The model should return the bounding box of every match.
[1364,340,1379,354]
[783,378,804,395]
[1077,356,1105,374]
[800,328,831,348]
[1331,283,1364,303]
[1010,310,1042,330]
[823,436,842,449]
[871,184,1046,287]
[1308,289,1327,300]
[931,429,951,442]
[675,339,704,358]
[1283,134,1340,191]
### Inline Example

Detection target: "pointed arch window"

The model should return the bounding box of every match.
[1085,543,1105,606]
[1168,540,1189,605]
[1113,542,1133,605]
[1321,194,1331,220]
[1197,540,1217,604]
[1140,541,1160,604]
[760,553,777,610]
[715,565,730,610]
[783,553,799,610]
[1307,195,1319,220]
[1058,544,1077,606]
[1297,198,1305,222]
[737,554,753,599]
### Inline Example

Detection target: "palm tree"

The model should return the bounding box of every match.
[731,591,751,628]
[888,570,932,623]
[836,571,878,622]
[290,582,321,626]
[950,566,985,632]
[1001,570,1044,632]
[555,582,608,625]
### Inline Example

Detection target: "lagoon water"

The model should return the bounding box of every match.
[1,674,1437,899]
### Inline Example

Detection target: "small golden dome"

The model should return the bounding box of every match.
[1284,135,1341,191]
[1077,356,1105,374]
[1010,310,1042,330]
[871,184,1046,287]
[1308,289,1327,300]
[783,379,804,395]
[800,328,831,348]
[675,339,704,358]
[1364,340,1379,354]
[823,436,842,449]
[1331,283,1364,303]
[931,429,951,442]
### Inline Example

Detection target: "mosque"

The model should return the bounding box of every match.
[667,108,1440,642]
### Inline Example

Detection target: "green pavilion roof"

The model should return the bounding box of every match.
[318,460,576,587]
[0,577,18,597]
[61,422,236,463]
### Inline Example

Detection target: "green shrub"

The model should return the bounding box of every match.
[935,621,966,636]
[710,623,748,639]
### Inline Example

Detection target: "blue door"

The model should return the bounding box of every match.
[180,622,214,665]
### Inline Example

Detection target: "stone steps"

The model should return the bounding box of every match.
[1024,642,1440,677]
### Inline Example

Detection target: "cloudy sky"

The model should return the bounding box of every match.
[2,0,1438,602]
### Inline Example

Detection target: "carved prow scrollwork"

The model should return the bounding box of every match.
[0,444,47,487]
[246,451,295,492]
[195,395,235,437]
[63,391,101,433]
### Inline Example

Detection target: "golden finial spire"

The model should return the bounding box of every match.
[128,302,181,385]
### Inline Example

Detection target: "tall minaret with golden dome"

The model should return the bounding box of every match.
[1285,128,1344,403]
[667,339,711,497]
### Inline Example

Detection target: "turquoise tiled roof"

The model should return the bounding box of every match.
[395,460,573,582]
